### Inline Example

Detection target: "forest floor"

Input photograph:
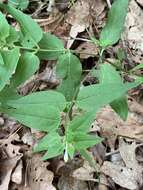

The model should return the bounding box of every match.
[0,0,143,190]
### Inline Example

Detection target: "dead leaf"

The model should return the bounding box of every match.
[21,132,34,146]
[136,0,143,6]
[27,154,56,190]
[11,160,23,184]
[72,161,96,181]
[0,133,22,158]
[123,0,143,63]
[58,175,88,190]
[66,0,91,48]
[96,104,143,150]
[101,139,143,189]
[0,156,22,190]
[101,161,138,190]
[76,42,98,59]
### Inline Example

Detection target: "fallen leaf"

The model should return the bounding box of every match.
[72,161,96,181]
[66,0,90,48]
[96,104,143,150]
[11,160,23,184]
[76,42,98,59]
[27,154,56,190]
[123,0,143,63]
[0,156,22,190]
[58,175,88,190]
[101,139,143,189]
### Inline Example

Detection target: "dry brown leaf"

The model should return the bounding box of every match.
[96,105,143,150]
[123,0,143,63]
[101,139,143,189]
[0,156,22,190]
[11,160,23,184]
[58,175,88,190]
[0,133,22,158]
[72,161,96,181]
[21,132,34,146]
[66,0,90,48]
[101,161,138,190]
[136,0,143,7]
[27,154,56,190]
[76,42,98,59]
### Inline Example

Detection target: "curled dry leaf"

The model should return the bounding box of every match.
[0,156,22,190]
[96,104,143,150]
[66,0,90,48]
[101,139,143,190]
[27,154,56,190]
[0,133,23,189]
[11,160,23,184]
[123,0,143,63]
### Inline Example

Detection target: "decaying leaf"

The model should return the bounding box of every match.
[96,103,143,150]
[58,175,88,190]
[11,160,23,184]
[0,156,22,190]
[123,0,143,63]
[66,0,90,48]
[101,139,143,189]
[27,154,56,190]
[72,161,96,181]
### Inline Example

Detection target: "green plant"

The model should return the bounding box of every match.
[8,0,29,10]
[0,0,142,165]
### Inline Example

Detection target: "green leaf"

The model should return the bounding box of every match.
[77,81,142,112]
[99,63,128,120]
[79,149,96,169]
[0,11,10,43]
[99,63,122,83]
[69,111,96,132]
[56,52,82,101]
[6,90,66,111]
[0,87,20,104]
[6,26,19,45]
[4,4,43,48]
[42,143,64,160]
[10,52,39,88]
[73,133,102,150]
[34,131,64,160]
[100,0,128,47]
[110,96,128,120]
[1,91,66,131]
[0,53,4,65]
[8,0,29,10]
[3,105,61,132]
[37,33,65,60]
[0,48,20,91]
[130,63,143,72]
[34,132,63,152]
